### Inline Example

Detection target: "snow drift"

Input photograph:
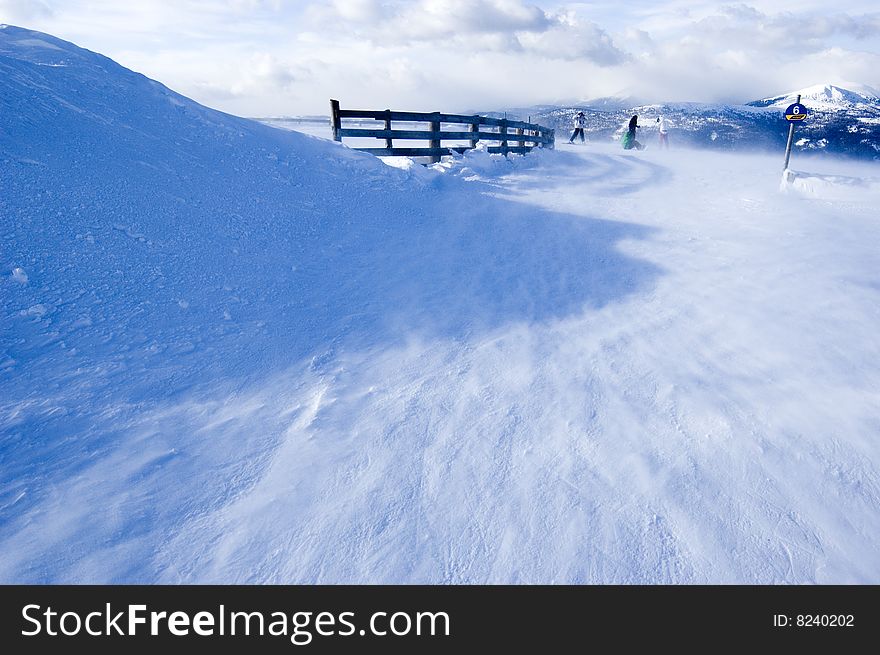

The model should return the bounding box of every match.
[3,26,880,584]
[781,168,880,202]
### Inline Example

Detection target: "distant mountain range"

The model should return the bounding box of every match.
[500,85,880,159]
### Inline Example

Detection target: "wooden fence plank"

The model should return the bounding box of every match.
[337,128,551,143]
[337,109,540,131]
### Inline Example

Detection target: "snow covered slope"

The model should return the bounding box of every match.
[3,27,880,584]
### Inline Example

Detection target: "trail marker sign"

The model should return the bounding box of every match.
[782,95,806,171]
[784,103,808,121]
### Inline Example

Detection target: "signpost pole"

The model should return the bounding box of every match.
[782,94,801,171]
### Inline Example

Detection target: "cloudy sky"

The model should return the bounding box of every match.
[3,0,880,115]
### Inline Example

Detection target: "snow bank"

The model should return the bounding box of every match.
[781,168,880,201]
[428,141,555,179]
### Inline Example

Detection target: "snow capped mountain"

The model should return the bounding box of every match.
[749,84,880,109]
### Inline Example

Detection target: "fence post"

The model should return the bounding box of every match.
[500,118,508,157]
[515,127,523,149]
[330,99,341,142]
[470,117,480,149]
[429,112,441,164]
[384,109,393,151]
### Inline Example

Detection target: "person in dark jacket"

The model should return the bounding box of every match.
[621,114,645,150]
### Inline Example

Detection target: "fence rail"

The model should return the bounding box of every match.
[330,99,554,163]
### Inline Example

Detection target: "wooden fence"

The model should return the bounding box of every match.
[330,99,554,163]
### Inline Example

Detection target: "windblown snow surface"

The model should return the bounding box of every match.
[2,26,880,583]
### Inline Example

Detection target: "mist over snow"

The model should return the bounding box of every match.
[2,26,880,584]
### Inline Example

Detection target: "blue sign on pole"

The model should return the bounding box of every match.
[784,103,808,121]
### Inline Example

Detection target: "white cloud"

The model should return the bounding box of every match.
[618,5,880,102]
[330,0,386,23]
[1,1,878,114]
[690,5,880,52]
[312,0,551,40]
[228,52,299,95]
[518,11,625,63]
[306,0,623,64]
[0,0,53,22]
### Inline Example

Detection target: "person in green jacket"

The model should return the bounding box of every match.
[621,114,645,150]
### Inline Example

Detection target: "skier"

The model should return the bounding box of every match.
[568,111,587,144]
[621,114,645,151]
[656,115,671,149]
